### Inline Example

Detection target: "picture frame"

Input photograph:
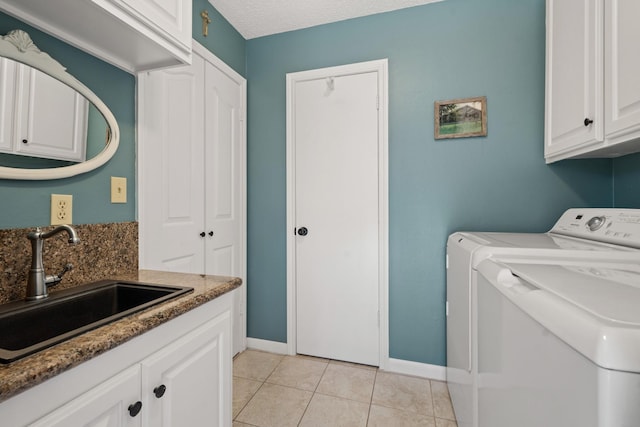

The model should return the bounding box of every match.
[434,96,487,139]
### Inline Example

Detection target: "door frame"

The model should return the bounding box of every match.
[285,59,389,368]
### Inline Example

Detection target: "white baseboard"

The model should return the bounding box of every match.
[244,339,446,382]
[246,338,289,354]
[384,358,446,381]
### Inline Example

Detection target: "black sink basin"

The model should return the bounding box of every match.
[0,280,193,363]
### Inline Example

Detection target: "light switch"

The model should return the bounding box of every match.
[111,177,127,203]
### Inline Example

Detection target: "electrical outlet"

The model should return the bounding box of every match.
[51,194,73,225]
[111,177,127,203]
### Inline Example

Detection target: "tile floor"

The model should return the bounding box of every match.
[233,350,458,427]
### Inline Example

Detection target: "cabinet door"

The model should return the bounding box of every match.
[119,0,191,50]
[604,0,640,145]
[203,60,244,278]
[138,54,206,273]
[545,0,603,161]
[30,366,142,427]
[14,64,88,162]
[0,57,16,152]
[141,309,232,427]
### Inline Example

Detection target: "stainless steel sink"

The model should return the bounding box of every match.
[0,280,193,363]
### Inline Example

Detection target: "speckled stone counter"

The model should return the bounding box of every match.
[0,270,241,403]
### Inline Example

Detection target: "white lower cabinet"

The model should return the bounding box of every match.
[30,366,142,427]
[0,293,233,427]
[141,310,230,427]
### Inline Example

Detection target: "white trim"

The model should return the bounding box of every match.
[285,58,389,367]
[385,358,447,381]
[246,338,289,355]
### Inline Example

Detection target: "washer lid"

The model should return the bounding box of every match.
[478,259,640,372]
[506,262,640,325]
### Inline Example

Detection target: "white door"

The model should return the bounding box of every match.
[289,62,386,366]
[139,53,206,273]
[204,62,243,277]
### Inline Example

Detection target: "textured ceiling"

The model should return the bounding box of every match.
[206,0,444,39]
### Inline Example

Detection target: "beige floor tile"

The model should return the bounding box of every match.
[435,418,458,427]
[266,355,328,391]
[372,372,434,416]
[236,383,312,427]
[233,377,262,418]
[368,404,436,427]
[329,359,378,371]
[299,393,369,427]
[233,350,284,381]
[316,363,376,402]
[431,380,456,420]
[233,422,253,427]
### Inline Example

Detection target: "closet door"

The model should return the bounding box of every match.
[203,61,244,277]
[139,54,206,273]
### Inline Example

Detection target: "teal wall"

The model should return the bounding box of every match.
[245,0,613,365]
[192,0,245,77]
[0,4,246,230]
[613,153,640,207]
[0,13,136,229]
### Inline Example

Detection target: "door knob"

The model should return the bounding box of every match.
[297,227,308,236]
[154,384,167,398]
[128,401,142,417]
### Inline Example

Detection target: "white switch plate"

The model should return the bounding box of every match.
[111,177,127,203]
[51,194,73,225]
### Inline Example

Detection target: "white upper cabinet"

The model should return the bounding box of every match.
[0,0,192,73]
[545,0,640,163]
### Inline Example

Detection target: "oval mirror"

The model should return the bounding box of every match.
[0,30,119,180]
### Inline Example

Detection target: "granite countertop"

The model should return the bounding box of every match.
[0,270,242,403]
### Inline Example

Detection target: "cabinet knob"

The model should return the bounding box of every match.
[154,384,167,398]
[22,139,28,144]
[297,227,308,236]
[128,401,142,417]
[584,118,594,126]
[208,231,214,237]
[200,232,206,237]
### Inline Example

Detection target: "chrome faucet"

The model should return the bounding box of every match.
[26,225,80,300]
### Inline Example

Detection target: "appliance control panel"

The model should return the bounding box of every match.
[551,208,640,248]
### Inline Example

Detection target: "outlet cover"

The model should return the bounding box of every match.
[111,177,127,203]
[51,194,73,225]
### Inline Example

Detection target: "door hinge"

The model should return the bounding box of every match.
[376,95,379,110]
[446,301,449,316]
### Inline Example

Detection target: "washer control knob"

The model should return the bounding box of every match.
[587,215,606,231]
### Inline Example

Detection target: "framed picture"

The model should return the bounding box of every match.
[434,96,487,139]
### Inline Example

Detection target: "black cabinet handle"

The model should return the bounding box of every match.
[297,227,308,236]
[584,118,594,126]
[128,401,142,417]
[200,232,206,237]
[154,384,167,398]
[208,231,214,236]
[22,139,28,144]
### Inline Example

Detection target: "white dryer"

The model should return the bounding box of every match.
[446,208,640,427]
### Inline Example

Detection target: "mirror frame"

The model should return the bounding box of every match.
[0,30,120,180]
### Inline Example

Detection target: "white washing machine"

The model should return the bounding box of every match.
[446,208,640,427]
[477,258,640,427]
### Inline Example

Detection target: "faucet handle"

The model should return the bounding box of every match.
[45,263,74,287]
